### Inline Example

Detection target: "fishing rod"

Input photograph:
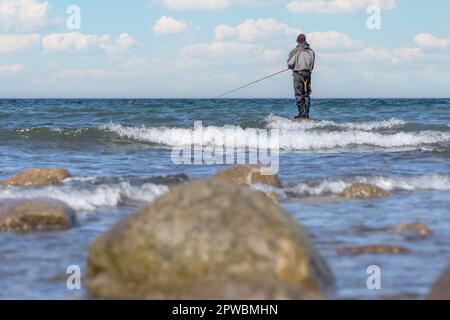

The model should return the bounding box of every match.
[215,68,289,99]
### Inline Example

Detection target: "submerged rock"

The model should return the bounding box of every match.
[338,183,390,200]
[354,222,433,237]
[292,118,313,123]
[1,168,70,186]
[143,173,189,187]
[428,264,450,300]
[0,198,77,233]
[337,245,411,255]
[86,179,334,300]
[211,164,281,187]
[392,222,433,236]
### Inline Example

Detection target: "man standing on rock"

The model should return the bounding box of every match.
[288,34,316,119]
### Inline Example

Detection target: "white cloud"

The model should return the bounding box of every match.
[0,33,41,54]
[0,0,49,31]
[100,33,140,54]
[161,0,231,10]
[0,63,26,75]
[287,0,396,13]
[414,33,449,49]
[307,30,363,49]
[182,41,281,62]
[390,47,423,62]
[262,49,283,61]
[42,32,110,51]
[153,16,187,35]
[322,47,423,64]
[54,68,116,79]
[42,32,138,54]
[214,20,362,49]
[182,41,259,60]
[214,18,300,42]
[159,0,275,10]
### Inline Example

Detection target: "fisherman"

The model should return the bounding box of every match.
[288,34,315,119]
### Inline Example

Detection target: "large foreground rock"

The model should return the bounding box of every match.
[211,164,281,187]
[0,198,77,233]
[86,179,334,299]
[428,264,450,300]
[338,183,390,200]
[1,168,70,186]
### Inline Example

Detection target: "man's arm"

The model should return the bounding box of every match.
[311,50,315,71]
[287,49,297,70]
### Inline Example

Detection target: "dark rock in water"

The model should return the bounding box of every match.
[143,173,189,186]
[337,245,411,255]
[0,198,78,233]
[1,168,70,186]
[392,222,433,236]
[338,183,390,200]
[428,264,450,300]
[292,118,314,123]
[354,222,433,237]
[211,164,281,187]
[353,225,391,234]
[86,179,334,300]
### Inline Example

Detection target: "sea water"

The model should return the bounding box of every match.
[0,98,449,299]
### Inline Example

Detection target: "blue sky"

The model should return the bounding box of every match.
[0,0,449,98]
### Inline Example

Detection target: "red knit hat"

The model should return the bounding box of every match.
[297,33,306,43]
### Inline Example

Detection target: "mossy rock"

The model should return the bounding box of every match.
[338,183,389,200]
[211,164,281,187]
[1,168,70,186]
[86,179,334,299]
[0,198,78,233]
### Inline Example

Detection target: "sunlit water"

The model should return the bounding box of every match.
[0,99,449,299]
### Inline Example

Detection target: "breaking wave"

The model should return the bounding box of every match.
[287,173,450,196]
[102,122,450,152]
[265,114,409,131]
[0,181,168,211]
[4,115,450,152]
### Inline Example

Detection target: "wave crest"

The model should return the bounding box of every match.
[287,173,450,196]
[102,122,450,151]
[0,181,169,211]
[265,114,408,131]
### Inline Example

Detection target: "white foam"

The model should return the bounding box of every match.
[249,183,288,201]
[102,122,450,151]
[63,176,97,183]
[102,123,272,149]
[0,182,169,211]
[16,127,89,135]
[265,114,408,131]
[275,129,450,150]
[288,173,450,196]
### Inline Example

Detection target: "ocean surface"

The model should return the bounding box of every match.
[0,98,449,300]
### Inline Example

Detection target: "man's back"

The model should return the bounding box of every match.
[288,44,315,72]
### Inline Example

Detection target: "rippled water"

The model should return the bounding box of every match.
[0,98,449,299]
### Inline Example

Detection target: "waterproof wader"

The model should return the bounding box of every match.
[293,70,311,118]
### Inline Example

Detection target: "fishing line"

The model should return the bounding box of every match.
[215,68,289,99]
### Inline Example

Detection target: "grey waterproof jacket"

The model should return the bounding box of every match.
[288,43,315,72]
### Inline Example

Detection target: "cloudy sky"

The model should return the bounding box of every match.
[0,0,449,98]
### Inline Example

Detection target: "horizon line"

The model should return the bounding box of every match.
[1,97,449,100]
